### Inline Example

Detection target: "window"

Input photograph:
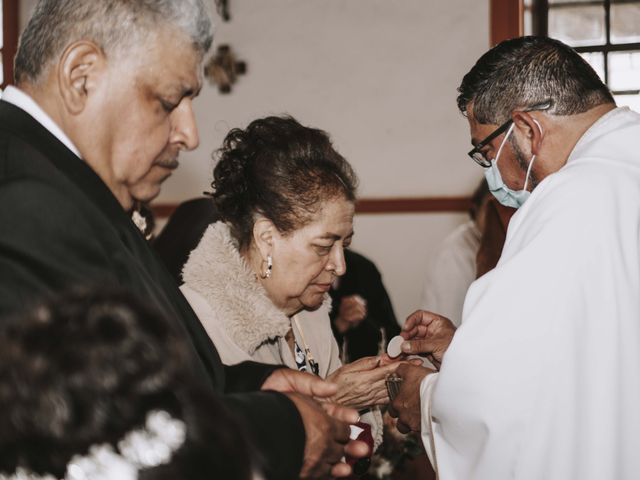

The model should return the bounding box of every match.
[524,0,640,111]
[1,0,18,90]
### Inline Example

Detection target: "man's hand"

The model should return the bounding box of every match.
[334,295,367,333]
[387,363,434,434]
[261,367,339,398]
[262,369,369,478]
[285,393,369,478]
[401,310,456,369]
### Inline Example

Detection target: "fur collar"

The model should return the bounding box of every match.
[181,222,292,354]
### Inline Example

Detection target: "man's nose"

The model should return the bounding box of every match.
[171,99,199,151]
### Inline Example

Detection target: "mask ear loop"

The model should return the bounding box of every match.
[523,119,544,192]
[494,122,515,166]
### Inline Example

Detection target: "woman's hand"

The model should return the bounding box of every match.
[325,356,402,410]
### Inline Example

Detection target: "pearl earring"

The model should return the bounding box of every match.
[260,255,273,279]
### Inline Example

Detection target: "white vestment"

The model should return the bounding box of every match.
[421,107,640,479]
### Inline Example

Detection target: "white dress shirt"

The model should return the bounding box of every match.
[2,85,82,158]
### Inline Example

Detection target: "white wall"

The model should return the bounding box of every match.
[18,0,490,321]
[160,0,488,201]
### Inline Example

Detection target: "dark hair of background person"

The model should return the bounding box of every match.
[469,179,490,222]
[457,36,615,125]
[0,289,255,480]
[211,115,358,250]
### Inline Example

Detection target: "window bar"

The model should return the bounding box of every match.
[604,0,610,84]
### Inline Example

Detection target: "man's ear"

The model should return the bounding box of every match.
[512,111,545,155]
[57,40,105,115]
[252,217,276,258]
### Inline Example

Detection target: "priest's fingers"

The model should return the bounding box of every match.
[403,310,440,332]
[390,364,435,433]
[401,338,436,356]
[402,311,456,341]
[396,420,411,434]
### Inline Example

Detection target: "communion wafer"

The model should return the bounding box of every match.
[386,335,404,358]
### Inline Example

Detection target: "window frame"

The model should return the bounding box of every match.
[2,0,18,90]
[528,0,640,95]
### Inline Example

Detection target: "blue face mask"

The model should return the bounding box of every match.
[484,123,537,209]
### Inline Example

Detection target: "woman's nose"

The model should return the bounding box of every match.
[328,246,346,276]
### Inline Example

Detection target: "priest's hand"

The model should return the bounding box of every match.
[286,392,370,479]
[400,310,456,369]
[388,363,435,433]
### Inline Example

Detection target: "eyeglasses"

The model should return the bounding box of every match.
[467,100,553,168]
[468,119,513,167]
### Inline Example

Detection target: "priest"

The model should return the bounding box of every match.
[390,36,640,480]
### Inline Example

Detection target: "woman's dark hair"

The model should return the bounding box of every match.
[0,289,254,480]
[211,115,358,249]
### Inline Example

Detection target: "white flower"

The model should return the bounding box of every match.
[118,410,186,468]
[374,459,393,478]
[66,445,137,480]
[1,410,186,480]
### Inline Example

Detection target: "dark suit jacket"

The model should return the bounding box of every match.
[0,101,304,479]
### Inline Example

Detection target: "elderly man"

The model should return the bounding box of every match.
[0,1,366,478]
[391,36,640,479]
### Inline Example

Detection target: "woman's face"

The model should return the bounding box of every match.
[264,196,355,315]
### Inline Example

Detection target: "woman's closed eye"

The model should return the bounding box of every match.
[313,244,334,256]
[158,95,180,113]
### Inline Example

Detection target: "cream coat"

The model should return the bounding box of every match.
[181,222,382,447]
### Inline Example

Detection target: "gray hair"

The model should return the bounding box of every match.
[14,0,213,84]
[457,36,614,125]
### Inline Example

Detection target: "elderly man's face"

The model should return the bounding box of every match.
[85,27,203,210]
[466,106,530,191]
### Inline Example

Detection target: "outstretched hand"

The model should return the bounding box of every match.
[401,310,456,369]
[326,356,402,410]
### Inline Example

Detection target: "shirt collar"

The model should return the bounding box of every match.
[2,85,82,159]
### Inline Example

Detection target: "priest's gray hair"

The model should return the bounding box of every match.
[14,0,213,85]
[457,36,614,125]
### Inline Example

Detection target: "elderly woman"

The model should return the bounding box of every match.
[180,116,398,450]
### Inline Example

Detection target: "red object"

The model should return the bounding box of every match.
[346,421,374,477]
